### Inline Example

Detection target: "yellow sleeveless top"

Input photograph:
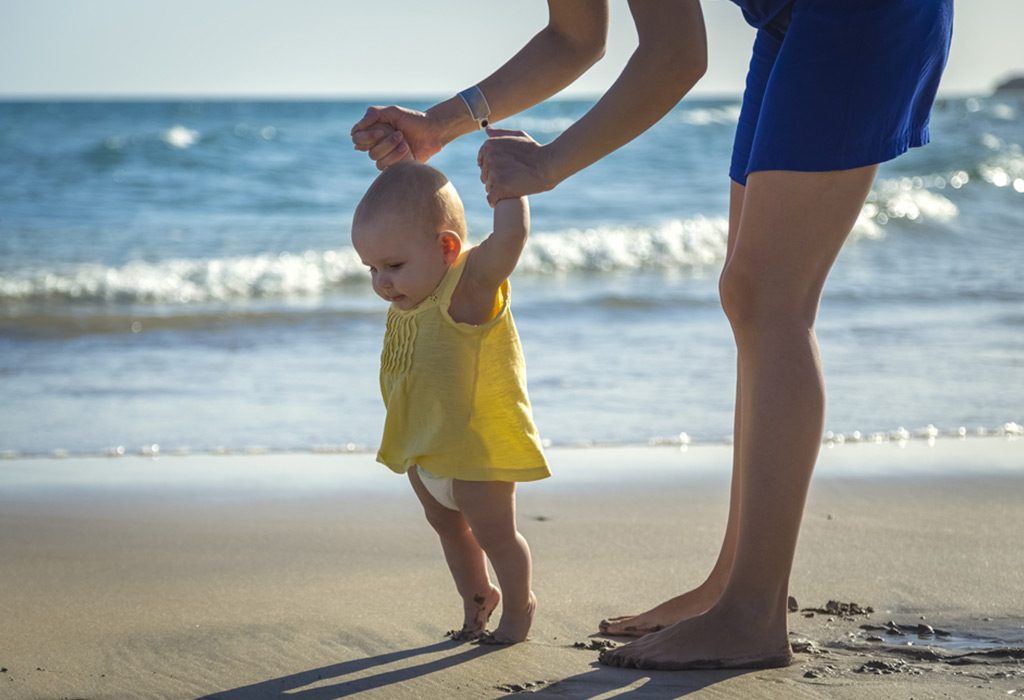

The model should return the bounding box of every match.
[377,251,549,482]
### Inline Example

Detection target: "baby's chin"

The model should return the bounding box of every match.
[388,294,417,310]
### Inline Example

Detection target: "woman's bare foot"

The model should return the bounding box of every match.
[448,585,501,641]
[479,591,536,644]
[599,581,723,637]
[598,603,792,670]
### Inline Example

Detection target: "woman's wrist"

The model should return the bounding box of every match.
[425,96,481,148]
[537,140,569,192]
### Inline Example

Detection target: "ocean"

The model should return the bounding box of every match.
[0,97,1021,457]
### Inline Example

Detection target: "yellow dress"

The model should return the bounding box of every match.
[377,252,550,482]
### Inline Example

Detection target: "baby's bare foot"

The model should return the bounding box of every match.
[447,585,501,641]
[481,591,536,644]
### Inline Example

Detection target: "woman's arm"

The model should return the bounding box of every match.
[351,0,608,168]
[479,0,707,203]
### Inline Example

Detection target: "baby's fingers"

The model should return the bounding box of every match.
[477,142,492,185]
[484,127,528,139]
[485,182,511,208]
[376,138,413,170]
[368,129,406,166]
[351,126,392,151]
[350,106,383,135]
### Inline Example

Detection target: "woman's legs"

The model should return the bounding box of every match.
[600,180,748,636]
[601,165,877,669]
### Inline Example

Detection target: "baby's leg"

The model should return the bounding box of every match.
[407,467,500,639]
[453,480,535,643]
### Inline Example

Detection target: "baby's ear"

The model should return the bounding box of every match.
[438,231,462,263]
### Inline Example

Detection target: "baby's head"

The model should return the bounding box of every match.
[352,161,467,310]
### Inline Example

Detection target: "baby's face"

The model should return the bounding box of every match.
[352,215,450,311]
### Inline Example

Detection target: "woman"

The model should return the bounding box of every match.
[351,0,953,670]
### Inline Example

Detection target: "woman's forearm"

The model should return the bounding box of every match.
[426,0,609,147]
[543,1,708,188]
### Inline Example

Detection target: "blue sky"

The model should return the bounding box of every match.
[1,0,1021,97]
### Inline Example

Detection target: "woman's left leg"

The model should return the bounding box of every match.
[601,164,877,669]
[600,180,748,637]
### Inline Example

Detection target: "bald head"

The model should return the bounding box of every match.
[353,161,467,241]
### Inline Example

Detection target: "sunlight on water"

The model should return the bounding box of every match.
[162,125,199,148]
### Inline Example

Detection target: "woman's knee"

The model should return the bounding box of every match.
[719,257,816,331]
[719,257,769,330]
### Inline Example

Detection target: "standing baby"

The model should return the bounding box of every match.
[351,160,549,644]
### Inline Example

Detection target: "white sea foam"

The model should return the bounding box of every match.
[0,219,732,304]
[0,184,976,306]
[991,103,1017,121]
[677,105,742,126]
[162,125,199,149]
[0,194,974,306]
[522,217,729,273]
[0,250,367,304]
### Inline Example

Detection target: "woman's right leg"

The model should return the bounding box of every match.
[600,180,747,636]
[408,467,500,639]
[600,164,877,670]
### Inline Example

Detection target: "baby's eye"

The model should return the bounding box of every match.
[387,263,403,270]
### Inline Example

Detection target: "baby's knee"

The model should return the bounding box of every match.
[470,522,521,554]
[422,506,468,538]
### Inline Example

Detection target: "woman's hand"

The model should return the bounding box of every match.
[350,105,446,169]
[477,128,554,206]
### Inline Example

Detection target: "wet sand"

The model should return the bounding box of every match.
[1,439,1023,698]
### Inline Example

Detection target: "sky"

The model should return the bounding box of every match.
[1,0,1022,98]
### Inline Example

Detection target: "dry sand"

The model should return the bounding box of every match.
[1,438,1023,698]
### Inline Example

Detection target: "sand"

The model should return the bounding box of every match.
[1,438,1023,698]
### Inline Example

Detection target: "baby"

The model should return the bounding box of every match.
[351,160,550,644]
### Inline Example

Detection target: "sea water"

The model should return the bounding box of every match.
[0,97,1021,456]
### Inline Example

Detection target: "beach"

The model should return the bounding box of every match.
[2,24,1022,700]
[2,437,1023,699]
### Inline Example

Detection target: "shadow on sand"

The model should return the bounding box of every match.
[198,640,500,699]
[199,640,753,699]
[496,662,754,698]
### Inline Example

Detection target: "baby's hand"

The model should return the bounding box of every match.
[478,128,550,207]
[351,121,414,169]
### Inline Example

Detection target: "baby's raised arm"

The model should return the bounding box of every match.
[465,196,530,296]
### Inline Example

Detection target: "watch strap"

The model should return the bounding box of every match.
[457,85,491,129]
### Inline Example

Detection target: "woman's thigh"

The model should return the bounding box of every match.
[723,166,877,323]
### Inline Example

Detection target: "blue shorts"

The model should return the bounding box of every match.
[730,0,954,185]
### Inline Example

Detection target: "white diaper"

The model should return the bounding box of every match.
[416,466,459,511]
